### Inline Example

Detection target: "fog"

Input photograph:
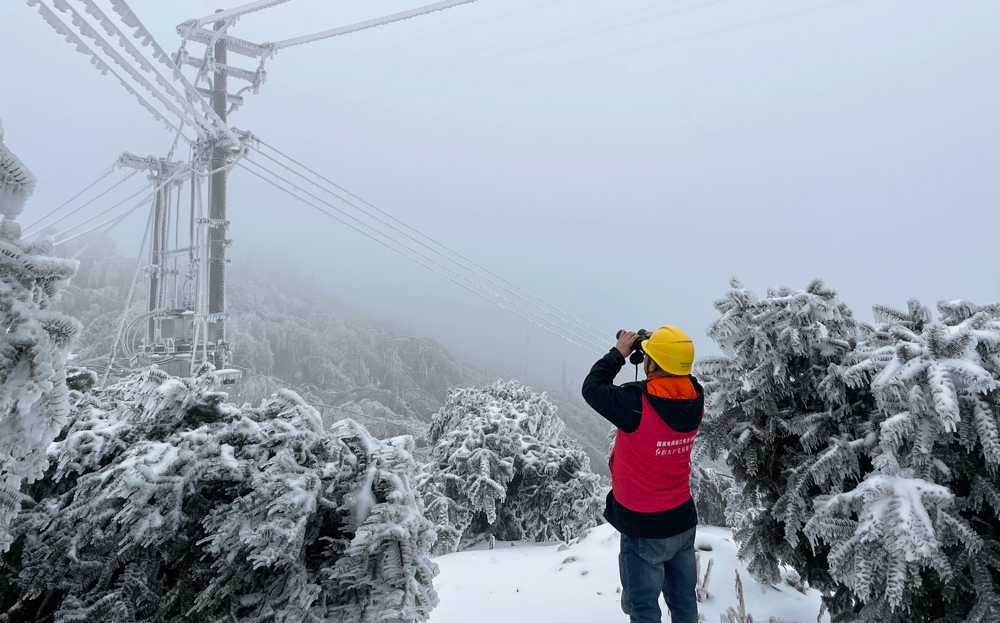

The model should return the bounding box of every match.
[2,0,998,388]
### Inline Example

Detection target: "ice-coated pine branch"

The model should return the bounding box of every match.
[703,278,1000,623]
[0,124,81,553]
[1,366,439,622]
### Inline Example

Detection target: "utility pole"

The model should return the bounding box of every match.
[147,177,164,345]
[207,13,229,364]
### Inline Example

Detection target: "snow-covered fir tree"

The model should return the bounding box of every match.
[0,366,439,622]
[698,278,874,590]
[804,299,1000,623]
[418,380,605,554]
[0,122,81,553]
[688,440,736,528]
[702,277,1000,622]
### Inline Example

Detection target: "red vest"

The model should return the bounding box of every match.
[609,394,699,513]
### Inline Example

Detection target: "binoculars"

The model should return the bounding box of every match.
[616,329,651,365]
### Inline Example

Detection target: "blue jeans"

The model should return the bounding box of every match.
[619,527,698,623]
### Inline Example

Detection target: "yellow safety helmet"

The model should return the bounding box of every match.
[640,326,694,376]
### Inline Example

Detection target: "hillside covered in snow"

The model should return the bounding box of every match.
[53,240,614,471]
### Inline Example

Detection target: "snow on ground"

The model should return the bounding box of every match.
[429,524,828,623]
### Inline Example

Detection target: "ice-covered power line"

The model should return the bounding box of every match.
[445,0,733,67]
[173,0,484,115]
[54,189,152,248]
[77,0,221,140]
[60,164,192,256]
[411,0,691,62]
[29,0,239,144]
[268,0,482,50]
[25,169,140,237]
[27,0,195,139]
[250,140,610,344]
[379,0,568,50]
[244,159,600,346]
[187,0,295,29]
[21,163,116,232]
[237,160,605,355]
[243,151,609,349]
[557,0,864,68]
[108,0,239,146]
[238,158,607,353]
[48,0,205,137]
[48,176,150,241]
[31,0,614,372]
[239,155,608,353]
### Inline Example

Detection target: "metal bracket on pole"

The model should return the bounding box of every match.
[196,218,230,228]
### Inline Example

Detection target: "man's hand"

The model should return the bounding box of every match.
[615,331,638,358]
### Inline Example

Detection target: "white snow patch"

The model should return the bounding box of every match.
[429,524,828,623]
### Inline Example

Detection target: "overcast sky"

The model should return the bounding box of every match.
[2,0,998,388]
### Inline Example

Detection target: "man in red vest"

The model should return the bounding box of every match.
[582,326,701,623]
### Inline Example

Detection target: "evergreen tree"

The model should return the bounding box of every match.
[0,366,439,622]
[419,380,605,554]
[0,123,81,553]
[804,299,1000,622]
[688,439,736,528]
[699,278,874,589]
[703,276,1000,622]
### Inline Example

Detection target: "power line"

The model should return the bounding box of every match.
[270,0,483,50]
[108,0,239,145]
[21,163,116,232]
[62,164,192,258]
[359,0,698,74]
[50,176,150,241]
[29,0,193,140]
[241,155,608,351]
[49,0,202,135]
[253,138,610,342]
[553,0,696,34]
[468,0,732,64]
[55,195,148,249]
[26,170,141,237]
[52,152,243,249]
[366,0,570,51]
[357,0,728,77]
[342,0,866,94]
[249,144,608,345]
[188,0,295,29]
[78,0,219,139]
[557,0,864,68]
[237,160,605,354]
[241,153,608,350]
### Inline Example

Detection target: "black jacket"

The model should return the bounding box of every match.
[582,348,703,539]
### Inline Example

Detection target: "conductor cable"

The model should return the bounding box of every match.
[252,139,609,342]
[238,161,604,354]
